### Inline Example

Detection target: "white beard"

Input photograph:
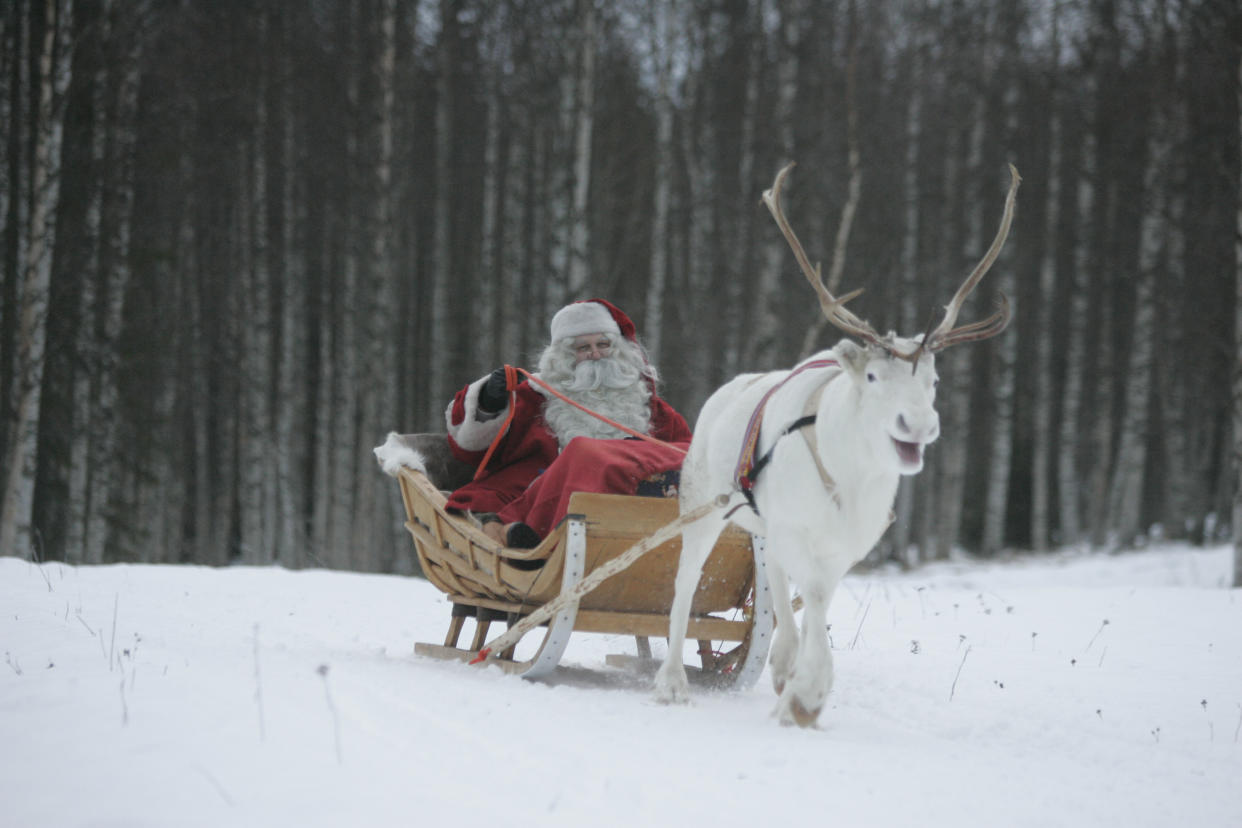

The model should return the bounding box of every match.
[541,359,653,449]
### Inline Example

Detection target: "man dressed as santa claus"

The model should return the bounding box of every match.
[444,299,691,548]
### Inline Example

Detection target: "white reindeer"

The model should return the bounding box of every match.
[654,163,1020,726]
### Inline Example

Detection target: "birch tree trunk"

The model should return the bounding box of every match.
[980,82,1020,557]
[565,0,595,298]
[644,0,673,362]
[891,38,924,566]
[1053,59,1092,551]
[65,3,111,564]
[675,27,714,406]
[1157,24,1192,541]
[239,39,273,565]
[935,50,987,562]
[1058,80,1093,550]
[275,10,307,569]
[479,10,507,366]
[324,1,362,568]
[723,0,763,379]
[1234,49,1242,587]
[748,0,799,368]
[428,0,454,424]
[0,13,9,317]
[799,16,861,359]
[1,0,72,560]
[356,0,399,571]
[1,3,32,461]
[83,17,140,565]
[1107,259,1154,549]
[1031,11,1061,553]
[1107,21,1169,551]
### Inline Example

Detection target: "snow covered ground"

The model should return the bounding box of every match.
[2,545,1239,827]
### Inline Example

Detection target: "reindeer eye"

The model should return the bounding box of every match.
[866,372,877,383]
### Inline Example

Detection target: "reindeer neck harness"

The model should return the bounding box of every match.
[732,358,841,517]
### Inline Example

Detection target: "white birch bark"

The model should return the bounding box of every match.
[0,0,72,560]
[566,0,595,298]
[644,0,673,362]
[329,258,359,571]
[1234,49,1242,587]
[0,11,8,259]
[239,56,273,565]
[428,0,454,423]
[1107,204,1156,549]
[1058,85,1093,550]
[1157,27,1192,541]
[1107,25,1169,551]
[356,0,398,571]
[545,35,575,314]
[83,29,140,565]
[175,151,207,563]
[316,1,362,569]
[276,17,307,569]
[1031,14,1061,553]
[981,81,1020,557]
[479,12,505,366]
[934,6,996,561]
[675,25,716,406]
[65,5,111,563]
[892,40,924,566]
[749,0,799,367]
[312,223,338,565]
[935,98,984,562]
[800,25,861,360]
[724,1,763,378]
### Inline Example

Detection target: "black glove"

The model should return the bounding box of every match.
[477,367,510,413]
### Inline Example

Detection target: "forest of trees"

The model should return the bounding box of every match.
[2,0,1240,578]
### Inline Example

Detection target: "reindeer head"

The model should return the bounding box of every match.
[835,337,939,474]
[763,162,1019,475]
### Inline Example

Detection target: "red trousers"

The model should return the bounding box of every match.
[497,436,688,537]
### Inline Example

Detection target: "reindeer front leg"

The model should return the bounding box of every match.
[772,588,832,727]
[766,556,797,696]
[653,512,728,705]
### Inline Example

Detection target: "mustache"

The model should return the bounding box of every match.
[563,356,641,392]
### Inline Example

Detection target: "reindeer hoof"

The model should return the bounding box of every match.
[653,668,692,706]
[786,697,822,729]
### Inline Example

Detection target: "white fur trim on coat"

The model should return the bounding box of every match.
[445,375,508,451]
[373,432,427,477]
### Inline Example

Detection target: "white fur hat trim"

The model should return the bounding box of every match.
[550,301,620,343]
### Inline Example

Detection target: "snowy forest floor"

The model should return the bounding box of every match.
[2,545,1239,827]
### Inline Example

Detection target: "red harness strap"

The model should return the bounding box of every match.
[733,358,839,501]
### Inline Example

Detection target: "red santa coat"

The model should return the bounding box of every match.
[445,375,691,537]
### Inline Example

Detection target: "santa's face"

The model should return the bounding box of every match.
[571,333,614,364]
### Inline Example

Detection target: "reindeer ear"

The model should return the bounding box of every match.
[833,340,870,377]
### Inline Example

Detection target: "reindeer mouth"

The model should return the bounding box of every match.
[892,438,923,467]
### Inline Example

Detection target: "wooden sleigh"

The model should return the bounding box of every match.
[390,433,774,686]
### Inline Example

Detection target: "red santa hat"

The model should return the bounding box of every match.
[549,299,637,344]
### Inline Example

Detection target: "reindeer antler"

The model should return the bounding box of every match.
[763,162,1020,360]
[762,163,901,355]
[926,164,1021,352]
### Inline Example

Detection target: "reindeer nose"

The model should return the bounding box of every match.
[897,412,939,441]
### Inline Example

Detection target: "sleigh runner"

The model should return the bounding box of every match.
[389,433,774,684]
